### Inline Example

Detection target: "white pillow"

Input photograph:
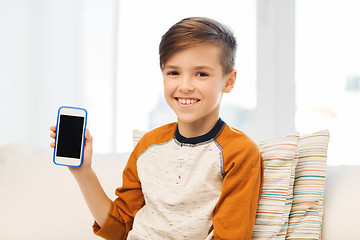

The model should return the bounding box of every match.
[132,129,147,147]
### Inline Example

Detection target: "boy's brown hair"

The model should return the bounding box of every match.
[159,17,237,75]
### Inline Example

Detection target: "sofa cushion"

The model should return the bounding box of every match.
[0,143,129,240]
[321,165,360,239]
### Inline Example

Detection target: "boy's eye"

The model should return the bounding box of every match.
[196,72,209,77]
[167,71,179,76]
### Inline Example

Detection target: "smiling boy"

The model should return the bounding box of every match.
[50,17,263,240]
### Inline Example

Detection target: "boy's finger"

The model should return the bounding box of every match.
[85,129,93,142]
[50,125,56,131]
[50,142,55,148]
[84,129,93,153]
[50,132,56,139]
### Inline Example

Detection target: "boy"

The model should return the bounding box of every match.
[50,17,263,239]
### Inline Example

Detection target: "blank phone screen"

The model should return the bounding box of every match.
[56,115,84,159]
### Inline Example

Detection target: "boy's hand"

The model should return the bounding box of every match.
[50,126,93,176]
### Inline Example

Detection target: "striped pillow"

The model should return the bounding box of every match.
[252,133,299,239]
[286,130,330,239]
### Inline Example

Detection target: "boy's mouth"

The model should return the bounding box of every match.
[175,97,200,105]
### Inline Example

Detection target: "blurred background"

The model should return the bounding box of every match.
[1,0,359,165]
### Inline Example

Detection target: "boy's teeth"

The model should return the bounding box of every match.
[178,98,197,104]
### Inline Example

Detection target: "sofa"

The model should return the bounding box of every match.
[0,142,359,240]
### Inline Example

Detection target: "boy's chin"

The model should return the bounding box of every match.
[176,115,199,124]
[176,115,211,125]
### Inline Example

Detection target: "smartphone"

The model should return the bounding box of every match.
[53,106,87,167]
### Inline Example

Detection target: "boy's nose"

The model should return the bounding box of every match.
[179,76,195,92]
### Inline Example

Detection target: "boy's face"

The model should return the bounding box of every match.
[162,44,236,130]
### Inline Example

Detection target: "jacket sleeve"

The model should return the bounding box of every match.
[213,137,263,240]
[92,147,145,240]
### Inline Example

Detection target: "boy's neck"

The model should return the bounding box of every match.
[177,116,220,139]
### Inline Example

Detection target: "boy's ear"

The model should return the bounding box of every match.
[223,70,237,93]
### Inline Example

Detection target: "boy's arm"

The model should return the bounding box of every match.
[73,168,112,227]
[213,142,263,240]
[92,148,145,240]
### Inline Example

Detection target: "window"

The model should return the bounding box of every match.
[295,0,360,165]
